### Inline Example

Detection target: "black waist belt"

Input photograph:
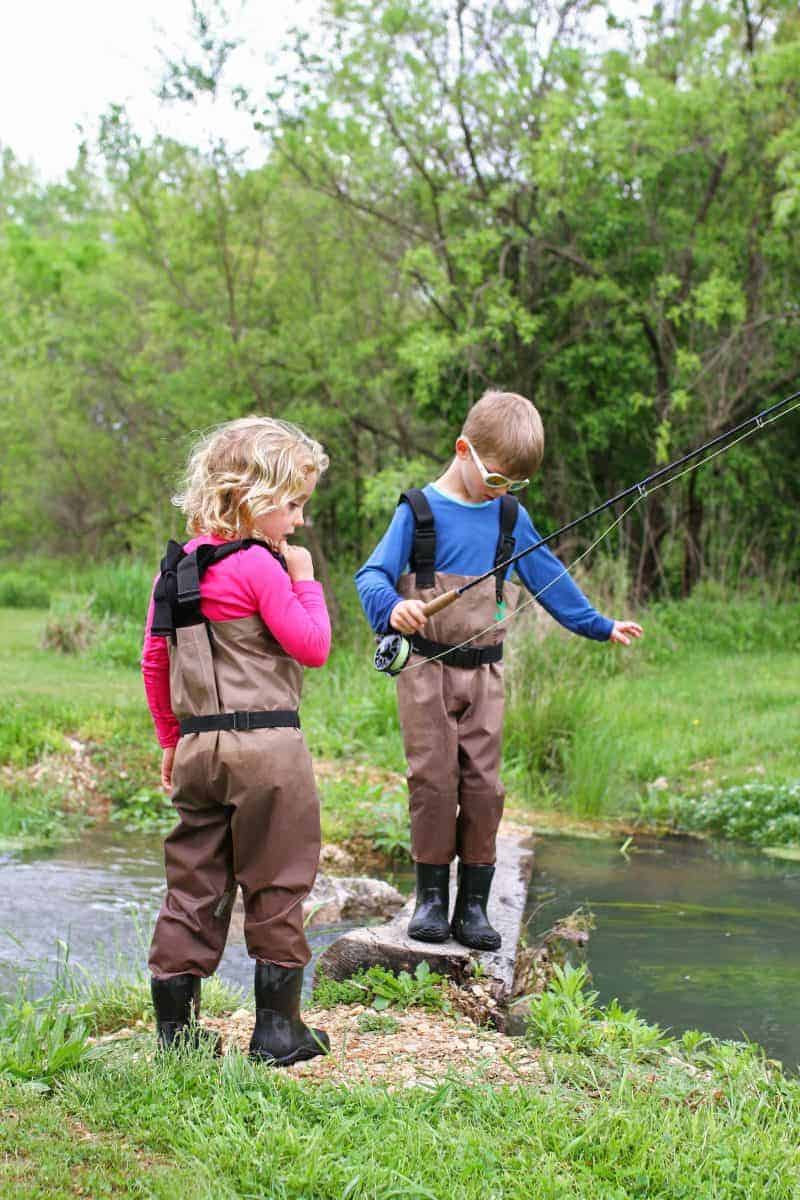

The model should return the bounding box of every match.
[179,710,300,735]
[410,634,503,669]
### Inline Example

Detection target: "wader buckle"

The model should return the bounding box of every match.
[232,710,253,731]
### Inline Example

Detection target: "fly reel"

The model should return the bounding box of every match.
[373,632,412,675]
[372,591,459,675]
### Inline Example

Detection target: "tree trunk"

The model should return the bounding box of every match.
[633,494,669,602]
[681,471,704,597]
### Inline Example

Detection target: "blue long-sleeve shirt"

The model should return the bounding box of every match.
[354,483,613,641]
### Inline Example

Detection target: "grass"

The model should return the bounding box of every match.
[3,580,800,844]
[0,967,799,1197]
[504,590,800,824]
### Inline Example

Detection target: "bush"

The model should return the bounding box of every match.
[41,598,98,654]
[0,571,50,609]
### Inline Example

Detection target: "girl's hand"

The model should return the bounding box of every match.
[609,620,643,646]
[390,599,427,635]
[161,746,176,792]
[282,542,315,582]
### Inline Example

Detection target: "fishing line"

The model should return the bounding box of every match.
[397,393,800,672]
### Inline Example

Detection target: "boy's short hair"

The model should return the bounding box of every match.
[175,416,328,538]
[461,391,544,479]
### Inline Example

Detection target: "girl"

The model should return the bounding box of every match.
[142,417,331,1066]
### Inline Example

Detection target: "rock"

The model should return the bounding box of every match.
[315,833,535,1028]
[228,872,405,941]
[319,843,356,874]
[304,874,406,927]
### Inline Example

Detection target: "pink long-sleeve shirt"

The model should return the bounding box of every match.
[141,535,332,748]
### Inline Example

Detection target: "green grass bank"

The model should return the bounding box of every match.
[1,963,799,1198]
[1,563,799,850]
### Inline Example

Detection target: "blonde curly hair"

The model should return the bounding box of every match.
[174,417,329,538]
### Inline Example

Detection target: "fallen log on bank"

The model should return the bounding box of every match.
[314,832,534,1028]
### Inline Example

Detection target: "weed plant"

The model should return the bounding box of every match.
[312,962,448,1012]
[643,781,800,847]
[526,963,669,1060]
[0,1001,97,1089]
[356,1011,399,1035]
[41,597,98,655]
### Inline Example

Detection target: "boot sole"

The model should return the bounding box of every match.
[450,926,501,951]
[407,926,450,943]
[249,1043,328,1068]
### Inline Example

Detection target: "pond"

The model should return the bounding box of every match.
[527,832,800,1070]
[3,825,799,1071]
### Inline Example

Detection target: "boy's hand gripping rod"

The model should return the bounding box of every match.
[373,387,800,674]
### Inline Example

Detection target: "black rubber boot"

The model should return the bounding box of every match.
[407,863,451,943]
[151,973,221,1053]
[450,863,502,951]
[249,963,329,1067]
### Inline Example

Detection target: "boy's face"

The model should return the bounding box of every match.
[455,438,521,502]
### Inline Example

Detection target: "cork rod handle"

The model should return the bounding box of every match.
[421,590,460,617]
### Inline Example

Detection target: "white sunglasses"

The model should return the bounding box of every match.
[463,438,529,493]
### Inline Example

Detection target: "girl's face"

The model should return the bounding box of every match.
[252,472,318,546]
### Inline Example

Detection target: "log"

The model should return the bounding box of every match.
[314,832,534,1009]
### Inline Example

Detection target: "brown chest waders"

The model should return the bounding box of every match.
[147,540,321,982]
[394,491,520,867]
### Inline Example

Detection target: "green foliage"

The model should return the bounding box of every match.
[0,1000,97,1089]
[0,571,49,609]
[0,780,81,845]
[526,964,669,1060]
[89,620,142,670]
[311,971,370,1008]
[4,968,800,1197]
[313,962,449,1012]
[356,1010,399,1035]
[109,786,174,833]
[0,698,72,767]
[642,589,800,662]
[654,781,800,847]
[61,969,244,1036]
[85,561,154,623]
[364,796,412,863]
[3,0,800,598]
[367,961,449,1012]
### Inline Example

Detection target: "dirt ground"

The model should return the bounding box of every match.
[202,1002,545,1089]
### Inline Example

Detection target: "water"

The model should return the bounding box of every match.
[527,833,800,1069]
[0,828,355,1002]
[3,826,799,1069]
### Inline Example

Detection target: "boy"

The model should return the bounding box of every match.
[355,392,642,950]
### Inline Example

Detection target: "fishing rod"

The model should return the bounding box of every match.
[373,386,800,675]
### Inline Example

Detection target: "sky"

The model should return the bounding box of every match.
[0,0,318,180]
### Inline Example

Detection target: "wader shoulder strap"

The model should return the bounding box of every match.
[150,537,276,639]
[399,488,436,588]
[493,495,518,607]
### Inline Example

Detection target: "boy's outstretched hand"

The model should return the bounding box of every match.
[390,599,428,635]
[609,620,643,646]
